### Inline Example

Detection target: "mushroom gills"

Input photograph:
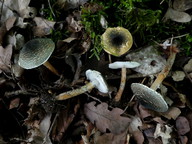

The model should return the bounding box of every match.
[131,83,168,112]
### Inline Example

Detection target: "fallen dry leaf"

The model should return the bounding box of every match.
[138,104,153,120]
[3,0,36,18]
[128,116,145,143]
[94,130,128,144]
[173,0,192,11]
[66,14,83,32]
[132,130,144,144]
[0,44,13,73]
[0,1,14,25]
[9,98,20,109]
[5,16,17,31]
[154,124,172,144]
[84,101,130,134]
[176,116,190,135]
[161,107,181,120]
[184,58,192,72]
[179,135,188,144]
[164,8,191,23]
[33,17,56,36]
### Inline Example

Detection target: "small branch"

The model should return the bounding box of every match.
[150,45,177,90]
[47,0,55,18]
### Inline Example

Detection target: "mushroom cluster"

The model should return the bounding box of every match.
[131,44,178,112]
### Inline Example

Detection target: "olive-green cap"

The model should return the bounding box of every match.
[18,38,55,69]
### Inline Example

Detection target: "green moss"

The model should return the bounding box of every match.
[80,0,165,59]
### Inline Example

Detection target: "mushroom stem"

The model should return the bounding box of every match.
[55,82,95,100]
[150,45,177,90]
[43,61,59,76]
[114,67,127,102]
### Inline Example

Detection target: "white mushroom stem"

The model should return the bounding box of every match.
[55,69,108,100]
[114,67,127,101]
[109,61,140,102]
[55,82,96,100]
[150,45,177,90]
[43,61,59,76]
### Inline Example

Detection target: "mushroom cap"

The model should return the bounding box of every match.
[131,83,168,112]
[101,27,133,57]
[109,61,140,69]
[86,69,108,93]
[18,38,55,69]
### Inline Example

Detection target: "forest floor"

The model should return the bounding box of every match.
[0,0,192,144]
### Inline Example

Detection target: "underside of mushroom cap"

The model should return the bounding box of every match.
[86,69,108,93]
[18,38,55,69]
[131,83,168,112]
[109,61,140,69]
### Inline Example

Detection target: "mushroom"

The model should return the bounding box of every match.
[101,27,133,57]
[18,38,59,76]
[131,43,178,112]
[55,69,108,100]
[109,61,140,102]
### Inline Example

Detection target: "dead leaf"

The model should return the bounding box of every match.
[66,14,83,32]
[164,8,191,23]
[63,37,77,43]
[84,101,130,134]
[0,44,13,73]
[3,0,37,18]
[94,130,128,144]
[52,103,80,142]
[184,59,192,72]
[173,0,192,11]
[126,45,166,75]
[172,71,185,81]
[5,17,17,31]
[179,135,188,144]
[0,2,14,25]
[176,116,190,135]
[154,124,172,144]
[9,98,20,109]
[39,114,52,144]
[33,17,56,36]
[132,130,144,144]
[138,104,153,120]
[161,107,181,120]
[61,0,88,10]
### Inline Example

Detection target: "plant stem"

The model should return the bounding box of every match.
[150,45,177,90]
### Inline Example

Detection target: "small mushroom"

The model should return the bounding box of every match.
[101,27,133,57]
[131,83,168,112]
[131,44,178,112]
[18,38,59,76]
[55,69,108,100]
[109,61,140,102]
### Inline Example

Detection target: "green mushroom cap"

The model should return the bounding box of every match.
[101,27,133,57]
[18,38,55,69]
[131,83,168,112]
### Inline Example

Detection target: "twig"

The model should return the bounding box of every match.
[47,0,55,18]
